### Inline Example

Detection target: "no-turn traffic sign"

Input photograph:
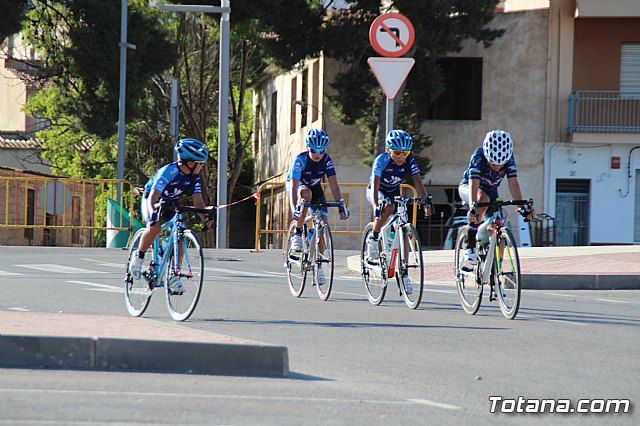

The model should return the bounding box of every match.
[369,13,415,58]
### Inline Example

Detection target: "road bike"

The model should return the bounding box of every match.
[360,196,430,309]
[283,201,345,301]
[454,198,533,320]
[124,200,216,321]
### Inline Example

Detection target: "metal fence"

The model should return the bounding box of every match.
[568,90,640,134]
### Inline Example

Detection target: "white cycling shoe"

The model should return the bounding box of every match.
[316,268,326,285]
[367,236,380,259]
[402,274,413,295]
[290,234,303,252]
[129,251,143,279]
[167,275,185,295]
[465,248,478,266]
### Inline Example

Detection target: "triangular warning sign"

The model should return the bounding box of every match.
[367,57,415,99]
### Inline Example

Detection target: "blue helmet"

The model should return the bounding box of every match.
[385,129,413,151]
[305,129,330,151]
[175,138,209,162]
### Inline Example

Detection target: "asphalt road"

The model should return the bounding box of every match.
[1,247,639,425]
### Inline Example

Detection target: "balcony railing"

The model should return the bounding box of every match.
[568,90,640,135]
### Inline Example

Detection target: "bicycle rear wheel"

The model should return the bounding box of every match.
[124,228,154,317]
[397,224,424,309]
[314,223,334,301]
[284,221,307,297]
[495,228,521,319]
[164,230,204,321]
[361,223,387,305]
[454,226,483,315]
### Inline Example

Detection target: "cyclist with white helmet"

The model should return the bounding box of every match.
[286,129,349,284]
[459,129,533,265]
[128,138,212,294]
[366,130,431,271]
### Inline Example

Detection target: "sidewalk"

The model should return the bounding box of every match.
[346,245,640,290]
[0,311,288,376]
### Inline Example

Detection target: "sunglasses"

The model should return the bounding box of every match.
[390,150,410,157]
[309,148,326,154]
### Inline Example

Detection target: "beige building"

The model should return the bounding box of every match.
[253,0,640,248]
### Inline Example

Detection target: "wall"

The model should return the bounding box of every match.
[572,18,640,91]
[421,10,549,236]
[546,142,640,244]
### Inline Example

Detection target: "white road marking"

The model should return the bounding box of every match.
[82,258,125,268]
[67,280,123,293]
[206,266,285,278]
[539,318,587,326]
[409,399,463,410]
[7,307,30,312]
[0,388,461,411]
[0,270,24,276]
[14,264,107,274]
[596,298,629,304]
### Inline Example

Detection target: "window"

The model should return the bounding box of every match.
[290,77,297,134]
[270,92,277,146]
[428,58,482,120]
[621,44,640,95]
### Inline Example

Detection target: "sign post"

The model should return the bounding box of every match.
[368,13,415,135]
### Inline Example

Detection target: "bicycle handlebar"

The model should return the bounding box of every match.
[471,198,534,222]
[153,200,217,218]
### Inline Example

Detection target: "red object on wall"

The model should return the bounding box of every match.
[611,156,621,169]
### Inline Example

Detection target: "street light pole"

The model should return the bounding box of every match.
[293,100,326,129]
[150,1,231,248]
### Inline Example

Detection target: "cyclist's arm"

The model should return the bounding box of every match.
[469,178,481,207]
[507,177,534,218]
[290,178,301,207]
[411,174,428,198]
[147,190,161,216]
[192,192,208,223]
[326,175,343,202]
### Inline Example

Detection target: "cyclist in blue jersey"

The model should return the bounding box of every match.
[128,138,211,294]
[366,130,431,270]
[287,129,349,284]
[459,129,533,265]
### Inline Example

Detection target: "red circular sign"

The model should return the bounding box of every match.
[369,13,415,58]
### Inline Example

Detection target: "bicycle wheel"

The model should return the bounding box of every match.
[361,223,387,305]
[124,228,154,317]
[284,221,307,297]
[396,224,424,309]
[314,223,334,301]
[495,227,521,319]
[454,226,483,315]
[164,230,204,321]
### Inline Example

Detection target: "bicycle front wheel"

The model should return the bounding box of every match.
[454,226,483,315]
[164,230,204,321]
[397,224,424,309]
[124,228,154,317]
[495,228,521,319]
[361,223,387,305]
[284,221,307,297]
[314,223,334,301]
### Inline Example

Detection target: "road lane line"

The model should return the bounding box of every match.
[82,258,125,268]
[596,298,629,304]
[539,318,587,326]
[0,388,461,411]
[14,264,107,274]
[67,280,123,293]
[0,270,24,276]
[409,399,462,410]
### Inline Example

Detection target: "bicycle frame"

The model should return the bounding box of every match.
[300,201,342,270]
[375,197,419,278]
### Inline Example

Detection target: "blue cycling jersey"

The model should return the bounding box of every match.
[370,153,421,194]
[286,151,336,188]
[144,162,202,201]
[461,146,517,192]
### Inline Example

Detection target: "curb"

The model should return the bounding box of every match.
[0,312,289,377]
[346,254,640,291]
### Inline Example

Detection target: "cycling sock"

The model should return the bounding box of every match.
[371,231,380,240]
[295,227,303,236]
[467,223,478,248]
[137,250,146,259]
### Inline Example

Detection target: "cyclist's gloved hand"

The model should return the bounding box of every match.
[374,206,381,219]
[292,204,303,220]
[202,218,214,232]
[338,199,349,220]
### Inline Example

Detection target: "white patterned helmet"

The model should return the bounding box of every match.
[483,130,513,166]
